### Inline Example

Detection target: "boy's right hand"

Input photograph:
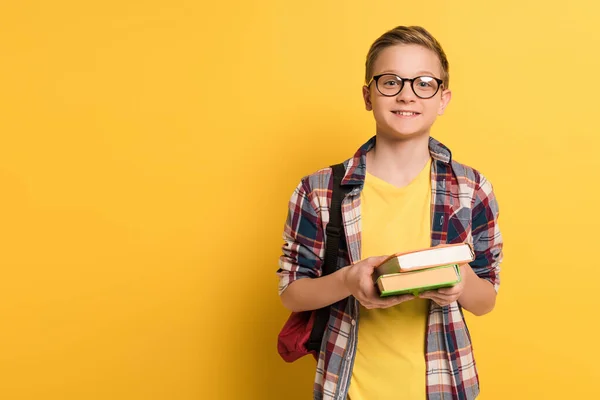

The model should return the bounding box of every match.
[342,255,415,309]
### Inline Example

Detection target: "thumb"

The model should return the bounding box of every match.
[367,255,390,268]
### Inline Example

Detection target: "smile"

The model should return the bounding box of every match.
[392,111,420,117]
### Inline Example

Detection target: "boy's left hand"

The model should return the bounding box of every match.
[419,264,467,307]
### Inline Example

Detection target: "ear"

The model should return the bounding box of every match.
[438,88,452,115]
[362,85,373,111]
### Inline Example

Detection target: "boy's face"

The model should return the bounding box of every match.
[362,44,451,140]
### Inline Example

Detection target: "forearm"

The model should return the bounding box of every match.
[280,268,351,312]
[458,265,497,316]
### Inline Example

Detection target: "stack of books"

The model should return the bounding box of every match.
[373,243,475,297]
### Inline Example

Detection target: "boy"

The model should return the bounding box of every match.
[277,26,503,400]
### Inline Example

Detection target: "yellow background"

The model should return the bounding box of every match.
[1,1,598,399]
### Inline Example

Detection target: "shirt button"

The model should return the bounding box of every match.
[351,319,356,326]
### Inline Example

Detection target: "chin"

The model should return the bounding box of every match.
[378,126,429,140]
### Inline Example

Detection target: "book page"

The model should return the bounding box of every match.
[380,265,458,291]
[398,244,472,270]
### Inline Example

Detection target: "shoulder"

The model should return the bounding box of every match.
[299,165,335,191]
[430,136,491,194]
[293,157,355,212]
[289,164,337,216]
[449,158,498,215]
[449,158,492,193]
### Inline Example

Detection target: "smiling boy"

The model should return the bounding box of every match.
[277,26,503,400]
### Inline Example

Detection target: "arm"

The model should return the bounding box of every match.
[463,172,503,315]
[280,268,350,312]
[282,256,414,312]
[276,178,327,307]
[420,173,503,316]
[277,178,413,312]
[456,263,497,316]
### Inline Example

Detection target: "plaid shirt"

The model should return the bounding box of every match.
[277,136,503,400]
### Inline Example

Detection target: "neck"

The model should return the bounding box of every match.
[366,133,431,188]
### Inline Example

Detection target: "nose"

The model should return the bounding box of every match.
[396,81,417,102]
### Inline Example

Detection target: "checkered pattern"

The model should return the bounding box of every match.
[277,136,503,400]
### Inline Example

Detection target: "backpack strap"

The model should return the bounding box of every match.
[307,163,350,352]
[323,163,347,276]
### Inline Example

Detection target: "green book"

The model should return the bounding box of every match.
[371,243,473,297]
[376,263,462,297]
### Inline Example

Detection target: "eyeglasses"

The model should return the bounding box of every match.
[366,74,444,99]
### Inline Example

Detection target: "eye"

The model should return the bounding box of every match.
[416,78,434,88]
[414,77,439,93]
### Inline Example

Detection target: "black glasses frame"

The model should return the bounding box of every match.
[367,74,444,99]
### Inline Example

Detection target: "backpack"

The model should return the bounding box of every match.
[277,163,351,362]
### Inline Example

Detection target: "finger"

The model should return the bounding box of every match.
[355,295,373,308]
[420,292,452,304]
[420,290,454,300]
[360,298,395,309]
[419,294,447,306]
[359,283,381,300]
[421,293,451,302]
[369,293,415,308]
[395,294,416,303]
[370,255,391,263]
[379,294,415,308]
[360,291,392,308]
[437,285,462,296]
[366,255,390,269]
[357,289,386,308]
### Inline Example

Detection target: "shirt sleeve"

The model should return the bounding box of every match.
[469,172,503,292]
[276,178,325,296]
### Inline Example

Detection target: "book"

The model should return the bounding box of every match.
[376,263,461,297]
[373,243,475,297]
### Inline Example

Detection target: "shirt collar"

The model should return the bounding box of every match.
[341,135,453,186]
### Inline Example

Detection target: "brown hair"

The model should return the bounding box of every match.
[365,26,449,88]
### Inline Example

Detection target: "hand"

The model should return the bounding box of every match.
[419,264,467,307]
[342,255,415,309]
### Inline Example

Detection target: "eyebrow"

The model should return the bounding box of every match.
[378,70,437,77]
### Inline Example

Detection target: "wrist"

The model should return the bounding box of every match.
[336,266,351,296]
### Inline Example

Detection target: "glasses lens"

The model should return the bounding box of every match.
[376,74,403,96]
[413,77,440,98]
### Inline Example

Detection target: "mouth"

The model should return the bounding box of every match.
[391,110,421,117]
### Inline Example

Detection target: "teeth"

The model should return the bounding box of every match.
[394,111,417,116]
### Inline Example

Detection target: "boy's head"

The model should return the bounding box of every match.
[362,26,452,140]
[365,26,449,88]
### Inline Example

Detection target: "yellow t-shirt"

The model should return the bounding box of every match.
[347,157,432,400]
